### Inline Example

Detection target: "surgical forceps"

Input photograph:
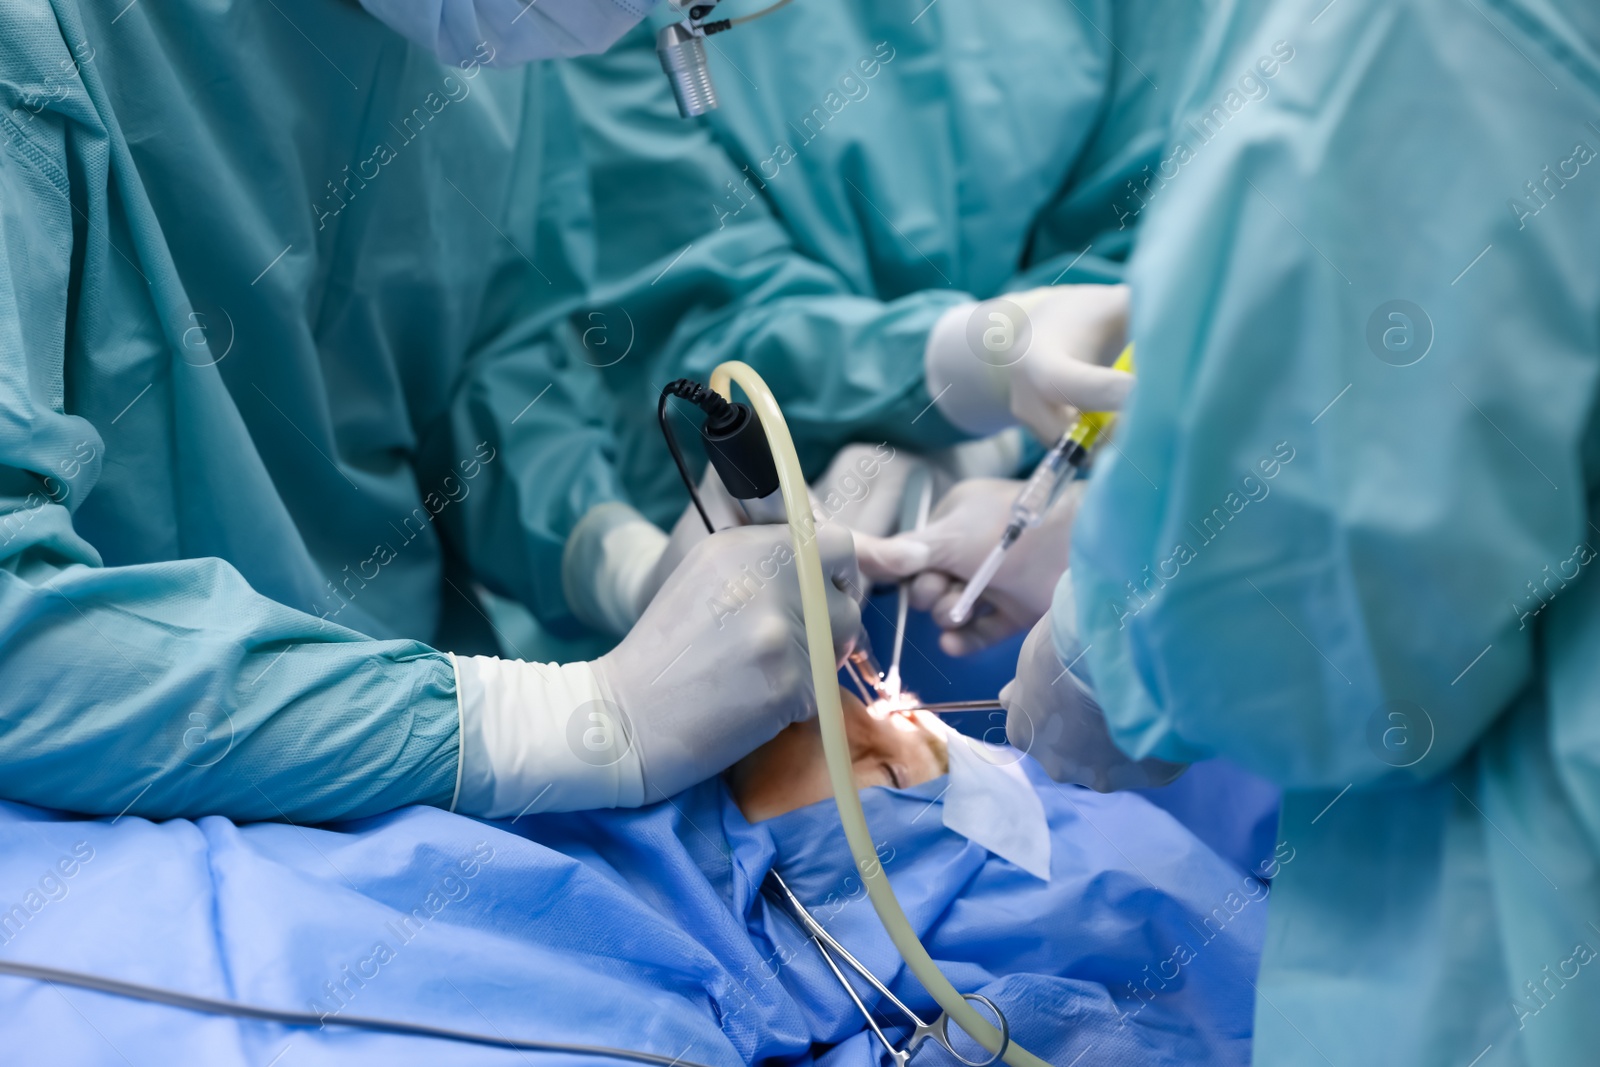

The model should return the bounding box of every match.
[763,871,1010,1067]
[841,468,937,708]
[908,699,1004,715]
[886,466,934,697]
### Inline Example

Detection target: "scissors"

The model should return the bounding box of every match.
[763,870,1010,1067]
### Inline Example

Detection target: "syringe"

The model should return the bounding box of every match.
[947,346,1134,626]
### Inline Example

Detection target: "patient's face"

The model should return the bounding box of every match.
[728,688,948,823]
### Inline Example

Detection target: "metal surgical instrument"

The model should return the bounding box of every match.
[909,699,1004,715]
[0,958,723,1067]
[657,0,798,117]
[845,646,894,705]
[885,467,935,698]
[764,871,1010,1067]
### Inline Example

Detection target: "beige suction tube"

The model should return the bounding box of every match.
[709,362,1053,1067]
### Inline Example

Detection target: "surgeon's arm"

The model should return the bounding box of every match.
[0,556,461,824]
[605,213,975,472]
[0,74,460,825]
[421,327,633,637]
[1067,9,1600,788]
[553,5,1196,474]
[0,449,461,823]
[556,36,984,475]
[642,0,1210,463]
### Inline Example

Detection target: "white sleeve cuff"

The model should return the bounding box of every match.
[450,653,646,818]
[923,300,1013,436]
[561,502,669,637]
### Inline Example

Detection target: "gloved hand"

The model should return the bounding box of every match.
[637,442,936,619]
[1000,612,1185,792]
[924,283,1133,443]
[811,432,1028,535]
[856,477,1084,655]
[620,434,1032,633]
[643,465,750,613]
[562,467,755,638]
[562,500,672,638]
[455,524,865,817]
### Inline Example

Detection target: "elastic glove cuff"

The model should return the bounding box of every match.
[450,653,646,818]
[562,502,669,637]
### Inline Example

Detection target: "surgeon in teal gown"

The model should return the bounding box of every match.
[1050,0,1600,1062]
[0,0,877,825]
[541,0,1218,636]
[0,0,588,820]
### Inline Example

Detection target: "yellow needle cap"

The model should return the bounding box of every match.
[1067,344,1135,450]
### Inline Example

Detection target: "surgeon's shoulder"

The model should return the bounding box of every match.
[0,7,103,190]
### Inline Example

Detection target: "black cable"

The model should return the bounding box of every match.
[658,379,737,535]
[658,389,715,534]
[690,0,793,34]
[0,958,723,1067]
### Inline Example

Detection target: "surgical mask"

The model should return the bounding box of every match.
[359,0,662,65]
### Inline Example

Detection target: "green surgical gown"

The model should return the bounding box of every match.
[1067,0,1600,1062]
[551,0,1216,526]
[0,1,622,822]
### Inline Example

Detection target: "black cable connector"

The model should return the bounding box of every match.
[687,4,731,30]
[658,379,781,535]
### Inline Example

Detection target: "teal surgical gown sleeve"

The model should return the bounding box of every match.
[415,75,635,638]
[1066,0,1600,1062]
[553,7,1112,508]
[0,201,461,825]
[0,2,480,824]
[554,0,1218,528]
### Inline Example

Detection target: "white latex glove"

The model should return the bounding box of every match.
[856,477,1084,656]
[812,433,1027,536]
[1000,612,1185,793]
[642,465,749,611]
[629,434,1033,628]
[639,442,935,616]
[924,283,1133,443]
[455,524,865,817]
[563,467,753,638]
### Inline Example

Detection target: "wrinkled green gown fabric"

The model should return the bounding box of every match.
[1066,0,1600,1062]
[552,0,1214,525]
[0,1,620,821]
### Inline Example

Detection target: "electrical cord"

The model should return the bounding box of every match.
[0,958,723,1067]
[725,0,796,27]
[683,0,795,37]
[706,361,1050,1067]
[658,379,738,535]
